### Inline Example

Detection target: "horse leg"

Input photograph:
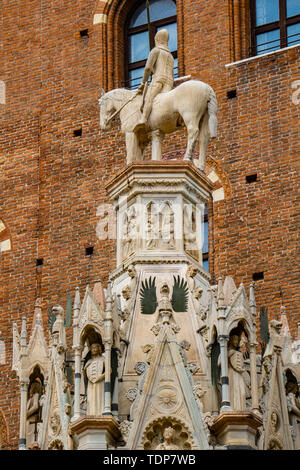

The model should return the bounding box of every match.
[183,121,200,162]
[198,111,209,171]
[151,130,164,161]
[125,132,143,162]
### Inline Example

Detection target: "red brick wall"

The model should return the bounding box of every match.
[0,0,299,448]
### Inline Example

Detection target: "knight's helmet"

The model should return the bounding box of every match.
[154,29,170,49]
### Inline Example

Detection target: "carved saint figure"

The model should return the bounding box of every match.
[84,343,105,416]
[184,205,198,260]
[122,206,137,260]
[26,381,41,446]
[156,426,179,450]
[227,333,246,411]
[120,285,132,343]
[134,29,174,132]
[146,202,159,249]
[159,203,175,249]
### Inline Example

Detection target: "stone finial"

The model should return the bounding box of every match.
[20,317,27,356]
[223,276,237,305]
[249,283,256,315]
[32,298,43,328]
[217,276,225,307]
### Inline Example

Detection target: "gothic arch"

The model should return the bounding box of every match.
[92,0,184,90]
[141,416,194,450]
[205,156,233,202]
[0,218,12,254]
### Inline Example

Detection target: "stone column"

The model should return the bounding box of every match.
[19,380,29,450]
[111,348,119,420]
[218,335,232,412]
[249,341,260,414]
[151,130,164,161]
[103,282,113,415]
[72,286,81,422]
[103,342,112,415]
[73,346,82,421]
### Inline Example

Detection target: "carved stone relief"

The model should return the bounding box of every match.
[146,201,175,250]
[121,205,138,260]
[183,204,199,261]
[141,417,193,450]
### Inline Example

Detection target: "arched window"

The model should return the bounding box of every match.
[125,0,177,89]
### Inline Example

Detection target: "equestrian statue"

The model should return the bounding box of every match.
[99,29,218,170]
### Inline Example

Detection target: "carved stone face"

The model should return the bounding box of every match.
[163,427,175,441]
[127,265,136,279]
[91,343,102,357]
[230,335,240,348]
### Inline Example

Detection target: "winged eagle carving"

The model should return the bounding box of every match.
[140,275,189,315]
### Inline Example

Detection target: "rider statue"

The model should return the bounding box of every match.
[134,28,174,132]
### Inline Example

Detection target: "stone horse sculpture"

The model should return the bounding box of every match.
[99,80,217,170]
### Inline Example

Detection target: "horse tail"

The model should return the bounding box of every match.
[207,87,218,138]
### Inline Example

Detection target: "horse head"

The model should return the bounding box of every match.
[98,89,114,130]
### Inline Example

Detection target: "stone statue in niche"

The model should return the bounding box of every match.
[227,331,247,411]
[146,202,159,249]
[183,205,199,261]
[122,205,137,260]
[120,285,132,342]
[84,343,105,416]
[159,203,175,249]
[155,426,180,450]
[26,381,41,446]
[99,30,217,167]
[146,202,175,250]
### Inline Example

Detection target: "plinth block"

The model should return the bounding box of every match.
[211,411,263,449]
[69,415,121,450]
